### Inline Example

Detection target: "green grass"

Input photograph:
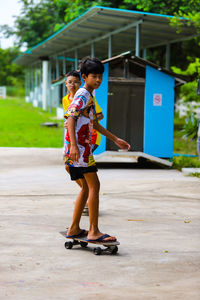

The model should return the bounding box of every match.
[188,172,200,178]
[0,97,63,147]
[173,113,200,171]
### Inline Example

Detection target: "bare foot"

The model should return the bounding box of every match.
[67,226,88,237]
[87,231,116,242]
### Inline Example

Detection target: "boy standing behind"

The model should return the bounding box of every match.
[65,58,130,242]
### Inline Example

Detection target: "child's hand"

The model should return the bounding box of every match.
[64,120,68,129]
[70,144,80,162]
[114,138,130,151]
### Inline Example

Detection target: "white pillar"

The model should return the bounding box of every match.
[42,60,49,111]
[136,24,141,57]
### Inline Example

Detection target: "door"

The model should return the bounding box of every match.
[106,81,144,151]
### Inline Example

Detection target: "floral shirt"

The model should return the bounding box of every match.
[64,87,97,167]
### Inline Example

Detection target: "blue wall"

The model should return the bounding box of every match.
[144,66,175,158]
[93,62,109,155]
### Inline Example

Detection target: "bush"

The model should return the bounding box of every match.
[6,86,25,97]
[171,58,200,103]
[173,156,200,170]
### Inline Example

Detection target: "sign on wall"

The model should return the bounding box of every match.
[153,93,162,106]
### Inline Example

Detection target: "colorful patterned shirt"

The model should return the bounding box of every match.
[62,93,102,146]
[64,87,97,167]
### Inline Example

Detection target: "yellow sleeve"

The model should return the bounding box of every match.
[94,96,102,114]
[62,94,72,113]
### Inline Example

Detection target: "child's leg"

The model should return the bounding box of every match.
[83,172,100,233]
[83,172,116,241]
[65,164,89,215]
[67,178,89,236]
[65,165,82,188]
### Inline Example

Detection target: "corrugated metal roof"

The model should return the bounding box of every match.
[15,6,198,66]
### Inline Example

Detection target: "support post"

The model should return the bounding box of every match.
[63,57,66,98]
[165,43,170,70]
[108,35,112,58]
[143,48,147,59]
[56,58,59,79]
[91,42,95,58]
[136,23,141,57]
[42,60,49,111]
[48,61,52,113]
[34,66,38,106]
[74,49,78,70]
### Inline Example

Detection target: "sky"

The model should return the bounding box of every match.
[0,0,23,48]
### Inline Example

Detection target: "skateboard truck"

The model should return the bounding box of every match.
[64,239,118,255]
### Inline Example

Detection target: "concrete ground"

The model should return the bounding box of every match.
[0,147,200,300]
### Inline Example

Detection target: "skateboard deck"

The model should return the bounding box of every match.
[60,230,120,255]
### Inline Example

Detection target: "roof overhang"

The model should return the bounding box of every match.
[103,52,189,85]
[15,6,198,66]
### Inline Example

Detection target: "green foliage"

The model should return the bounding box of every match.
[188,172,200,178]
[14,0,64,48]
[0,48,24,87]
[0,97,63,147]
[171,58,200,102]
[173,113,200,169]
[171,11,200,35]
[7,86,25,97]
[172,58,200,76]
[124,0,200,15]
[172,156,200,170]
[174,113,197,152]
[182,114,199,140]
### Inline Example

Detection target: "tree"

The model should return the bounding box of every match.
[1,0,199,50]
[0,47,24,86]
[2,0,135,48]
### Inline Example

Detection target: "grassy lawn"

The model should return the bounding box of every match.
[0,97,63,147]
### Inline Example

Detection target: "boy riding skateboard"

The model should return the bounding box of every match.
[64,57,130,243]
[63,70,104,215]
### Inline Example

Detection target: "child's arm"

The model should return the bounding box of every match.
[96,112,104,121]
[67,117,80,162]
[93,122,130,151]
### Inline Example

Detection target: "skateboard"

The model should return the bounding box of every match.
[60,230,120,255]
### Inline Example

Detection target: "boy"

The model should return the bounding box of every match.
[63,70,104,215]
[63,70,104,161]
[65,57,130,242]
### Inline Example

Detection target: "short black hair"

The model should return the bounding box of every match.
[65,70,81,80]
[79,57,104,76]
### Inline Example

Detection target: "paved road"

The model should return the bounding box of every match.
[0,148,200,300]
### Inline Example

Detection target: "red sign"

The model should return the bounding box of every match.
[153,94,162,106]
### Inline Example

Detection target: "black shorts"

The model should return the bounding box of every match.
[69,165,98,181]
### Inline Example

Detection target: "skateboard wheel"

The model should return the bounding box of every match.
[64,241,73,249]
[80,241,88,248]
[93,247,102,255]
[111,246,118,254]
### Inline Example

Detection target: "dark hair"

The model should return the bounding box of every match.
[65,70,81,80]
[79,57,104,76]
